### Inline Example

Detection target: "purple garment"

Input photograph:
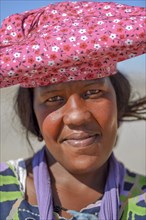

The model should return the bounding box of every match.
[32,147,125,220]
[99,155,125,220]
[32,148,54,220]
[0,162,8,172]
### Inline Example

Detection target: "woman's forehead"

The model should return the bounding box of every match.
[36,78,107,92]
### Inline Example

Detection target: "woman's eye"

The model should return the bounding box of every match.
[83,89,101,99]
[45,95,64,103]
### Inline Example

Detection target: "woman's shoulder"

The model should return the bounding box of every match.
[0,160,26,207]
[0,159,27,195]
[120,169,146,219]
[0,159,40,220]
[123,169,146,192]
[124,169,146,197]
[0,160,25,219]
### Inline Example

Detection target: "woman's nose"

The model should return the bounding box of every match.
[63,94,92,126]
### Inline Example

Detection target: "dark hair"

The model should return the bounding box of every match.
[15,72,146,143]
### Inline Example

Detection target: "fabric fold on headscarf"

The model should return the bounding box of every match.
[32,147,126,220]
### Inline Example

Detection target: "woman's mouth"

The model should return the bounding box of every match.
[61,133,101,148]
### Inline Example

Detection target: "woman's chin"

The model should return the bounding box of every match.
[62,157,104,176]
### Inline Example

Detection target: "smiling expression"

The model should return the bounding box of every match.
[33,78,118,174]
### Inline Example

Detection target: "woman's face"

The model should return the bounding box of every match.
[33,77,118,174]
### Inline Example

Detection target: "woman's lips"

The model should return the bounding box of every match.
[62,134,100,148]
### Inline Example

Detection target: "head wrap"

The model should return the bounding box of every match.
[0,1,146,88]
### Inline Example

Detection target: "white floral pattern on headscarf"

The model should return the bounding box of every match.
[0,1,146,88]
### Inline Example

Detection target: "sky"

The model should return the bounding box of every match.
[0,0,146,79]
[1,0,145,21]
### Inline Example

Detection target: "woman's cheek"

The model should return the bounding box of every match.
[92,99,118,131]
[42,109,63,142]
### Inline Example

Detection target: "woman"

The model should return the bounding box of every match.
[0,1,146,220]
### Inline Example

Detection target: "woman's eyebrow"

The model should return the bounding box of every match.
[84,78,106,87]
[38,78,106,94]
[39,88,62,95]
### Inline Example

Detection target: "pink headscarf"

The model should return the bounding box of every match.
[0,1,146,88]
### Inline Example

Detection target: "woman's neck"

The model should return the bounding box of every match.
[46,150,108,195]
[46,151,108,218]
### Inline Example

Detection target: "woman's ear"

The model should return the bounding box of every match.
[38,132,43,142]
[117,120,123,128]
[114,135,119,148]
